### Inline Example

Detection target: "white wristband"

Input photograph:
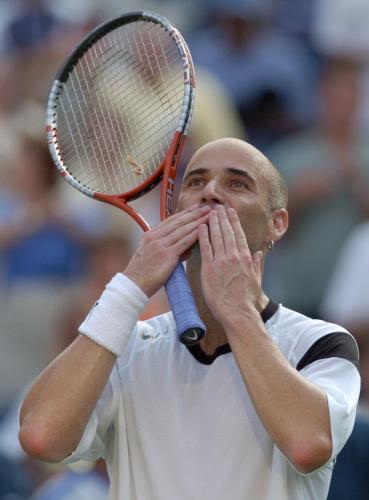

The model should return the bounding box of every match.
[79,273,149,356]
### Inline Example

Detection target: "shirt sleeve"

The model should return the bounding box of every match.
[62,365,120,464]
[299,356,361,462]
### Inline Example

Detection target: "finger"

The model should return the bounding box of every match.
[215,205,238,254]
[166,212,210,245]
[208,209,225,256]
[198,223,213,262]
[159,205,211,236]
[226,207,250,255]
[173,224,204,255]
[168,204,209,223]
[252,251,263,285]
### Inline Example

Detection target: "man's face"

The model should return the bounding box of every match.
[177,139,272,254]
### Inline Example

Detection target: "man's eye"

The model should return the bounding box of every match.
[229,179,247,189]
[187,178,205,187]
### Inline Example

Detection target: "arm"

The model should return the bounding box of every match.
[19,205,210,462]
[19,336,116,462]
[198,206,333,473]
[225,313,332,473]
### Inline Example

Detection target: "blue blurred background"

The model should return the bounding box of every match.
[1,0,369,498]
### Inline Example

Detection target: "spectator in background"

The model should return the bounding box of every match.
[264,57,369,318]
[321,220,369,499]
[0,0,102,108]
[189,0,317,149]
[313,0,369,57]
[313,0,369,149]
[273,0,317,49]
[321,220,369,340]
[4,0,62,55]
[321,221,369,407]
[0,132,86,285]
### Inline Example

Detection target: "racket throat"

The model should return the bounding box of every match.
[161,131,186,219]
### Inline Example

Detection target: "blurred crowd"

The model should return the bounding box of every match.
[1,0,369,498]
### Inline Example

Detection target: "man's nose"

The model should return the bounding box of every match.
[201,180,224,206]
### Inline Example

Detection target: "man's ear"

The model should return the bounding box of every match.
[268,208,289,243]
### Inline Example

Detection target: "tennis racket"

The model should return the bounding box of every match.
[46,11,205,346]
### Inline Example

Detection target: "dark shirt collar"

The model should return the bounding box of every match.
[186,300,279,365]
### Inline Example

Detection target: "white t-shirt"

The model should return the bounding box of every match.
[66,301,360,500]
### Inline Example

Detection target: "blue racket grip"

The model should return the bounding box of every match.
[165,261,206,345]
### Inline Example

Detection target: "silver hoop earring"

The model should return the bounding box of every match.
[268,240,274,251]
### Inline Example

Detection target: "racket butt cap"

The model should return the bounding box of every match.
[179,327,205,346]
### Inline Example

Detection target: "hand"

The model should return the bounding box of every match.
[124,204,211,297]
[198,206,262,328]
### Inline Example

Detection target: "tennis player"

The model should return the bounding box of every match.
[19,139,360,500]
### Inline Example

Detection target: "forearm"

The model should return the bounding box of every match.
[19,335,116,462]
[19,271,150,462]
[225,309,332,473]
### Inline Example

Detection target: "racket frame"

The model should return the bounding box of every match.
[47,11,194,221]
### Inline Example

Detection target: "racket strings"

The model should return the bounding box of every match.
[56,20,185,194]
[91,41,132,191]
[61,63,172,193]
[67,42,138,193]
[118,26,180,159]
[84,26,180,190]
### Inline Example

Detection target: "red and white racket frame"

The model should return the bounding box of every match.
[46,11,195,232]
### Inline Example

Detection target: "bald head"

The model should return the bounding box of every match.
[184,138,288,212]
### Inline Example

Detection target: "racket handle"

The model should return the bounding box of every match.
[165,262,206,346]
